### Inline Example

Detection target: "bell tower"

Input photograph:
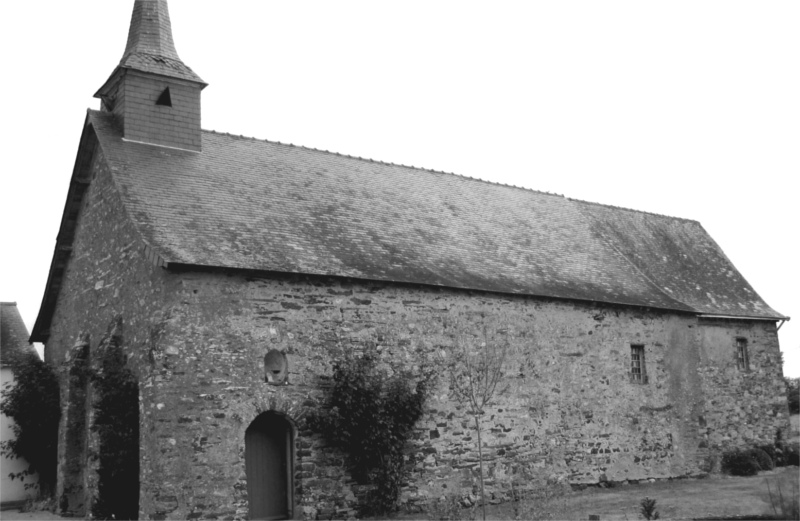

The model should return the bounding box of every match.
[95,0,207,151]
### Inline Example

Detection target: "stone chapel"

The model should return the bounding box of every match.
[31,1,790,519]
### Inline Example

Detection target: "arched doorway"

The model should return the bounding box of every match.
[245,412,294,520]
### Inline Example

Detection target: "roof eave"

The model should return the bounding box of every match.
[30,114,100,344]
[697,313,790,322]
[94,66,208,103]
[94,66,124,101]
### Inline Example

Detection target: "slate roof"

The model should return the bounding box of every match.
[1,303,37,368]
[577,203,781,318]
[79,110,784,320]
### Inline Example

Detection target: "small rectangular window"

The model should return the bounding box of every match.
[630,344,648,384]
[736,338,749,371]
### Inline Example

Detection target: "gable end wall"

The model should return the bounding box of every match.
[44,148,177,516]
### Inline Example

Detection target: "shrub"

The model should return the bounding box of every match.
[640,497,660,520]
[748,447,775,471]
[763,436,800,467]
[91,366,139,520]
[0,353,61,497]
[784,442,800,466]
[757,443,783,467]
[309,344,434,516]
[785,377,799,415]
[90,320,139,520]
[721,448,760,476]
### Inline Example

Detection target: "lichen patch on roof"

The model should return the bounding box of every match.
[85,111,785,320]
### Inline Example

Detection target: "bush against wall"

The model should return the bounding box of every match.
[721,447,781,476]
[748,447,775,471]
[90,319,139,520]
[0,353,60,496]
[310,341,435,516]
[758,435,800,468]
[786,377,799,415]
[721,448,760,476]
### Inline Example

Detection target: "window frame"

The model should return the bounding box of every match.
[735,337,750,371]
[630,344,648,384]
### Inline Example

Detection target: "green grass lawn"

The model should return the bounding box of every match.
[395,466,799,521]
[551,467,799,521]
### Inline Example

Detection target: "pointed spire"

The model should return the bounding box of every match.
[123,0,180,62]
[116,0,205,85]
[94,0,205,151]
[122,0,180,62]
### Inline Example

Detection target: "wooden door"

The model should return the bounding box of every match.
[245,413,293,520]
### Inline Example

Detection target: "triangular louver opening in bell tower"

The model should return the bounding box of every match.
[156,88,172,107]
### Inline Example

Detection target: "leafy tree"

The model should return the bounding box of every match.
[0,353,61,497]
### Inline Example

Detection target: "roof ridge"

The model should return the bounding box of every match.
[567,196,698,223]
[202,128,565,198]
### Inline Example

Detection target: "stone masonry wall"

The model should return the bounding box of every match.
[45,148,175,516]
[134,270,787,520]
[696,319,788,457]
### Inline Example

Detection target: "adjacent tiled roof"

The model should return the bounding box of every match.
[1,303,37,368]
[83,110,784,320]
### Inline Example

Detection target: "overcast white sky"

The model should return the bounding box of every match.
[0,1,797,376]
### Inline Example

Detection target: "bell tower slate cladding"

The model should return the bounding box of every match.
[94,0,206,152]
